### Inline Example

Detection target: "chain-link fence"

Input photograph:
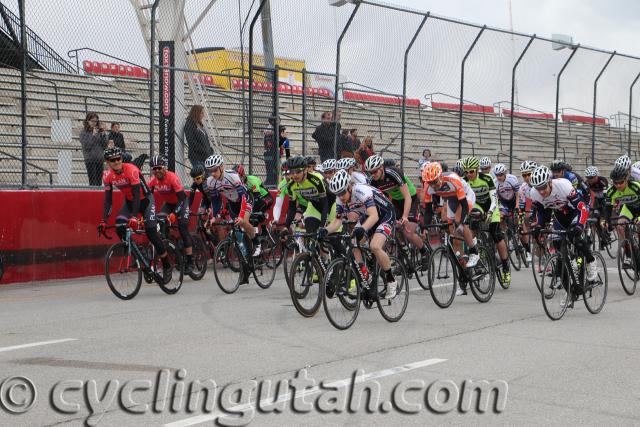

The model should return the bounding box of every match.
[1,0,640,188]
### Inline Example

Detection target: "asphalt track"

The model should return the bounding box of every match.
[0,255,639,426]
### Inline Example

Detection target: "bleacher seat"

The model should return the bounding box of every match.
[432,102,495,114]
[502,109,553,120]
[561,114,607,125]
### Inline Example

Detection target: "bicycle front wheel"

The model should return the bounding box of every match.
[188,234,208,281]
[105,242,142,300]
[156,240,184,295]
[428,246,457,308]
[323,258,360,330]
[531,236,550,293]
[617,239,638,296]
[583,252,608,314]
[253,236,277,289]
[540,253,569,321]
[376,256,409,322]
[213,240,243,294]
[288,252,323,317]
[507,231,522,271]
[469,246,495,303]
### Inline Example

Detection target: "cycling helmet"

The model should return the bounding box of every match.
[204,154,224,170]
[329,169,351,194]
[549,159,565,172]
[321,159,337,172]
[440,161,449,172]
[190,164,205,178]
[365,154,384,171]
[422,162,443,183]
[479,157,491,169]
[288,155,307,171]
[304,156,317,166]
[463,156,480,170]
[530,165,552,188]
[615,154,631,171]
[103,147,122,160]
[149,155,167,168]
[281,158,290,173]
[610,165,628,181]
[520,160,537,173]
[233,164,246,178]
[452,164,464,177]
[493,163,507,175]
[584,166,599,178]
[455,159,463,169]
[337,157,356,170]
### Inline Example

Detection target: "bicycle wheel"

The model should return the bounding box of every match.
[105,242,142,300]
[288,252,323,317]
[617,239,638,296]
[507,231,521,271]
[531,237,549,293]
[469,246,495,303]
[428,246,457,308]
[253,236,278,289]
[411,245,430,290]
[540,253,569,321]
[323,258,360,330]
[188,234,208,281]
[376,256,409,322]
[156,240,184,295]
[583,252,608,314]
[604,229,617,259]
[213,239,243,294]
[283,237,302,287]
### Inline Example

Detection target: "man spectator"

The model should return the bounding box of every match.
[312,111,340,162]
[184,105,214,168]
[263,116,279,186]
[79,112,107,186]
[279,125,291,159]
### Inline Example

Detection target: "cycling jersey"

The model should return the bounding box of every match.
[351,171,369,185]
[605,180,640,220]
[103,163,150,201]
[423,172,474,222]
[496,174,520,202]
[563,170,589,201]
[631,161,640,181]
[369,167,417,201]
[245,175,270,198]
[465,172,497,214]
[285,172,335,226]
[530,178,588,227]
[148,171,184,205]
[204,170,251,217]
[517,181,533,211]
[587,176,608,200]
[336,184,395,235]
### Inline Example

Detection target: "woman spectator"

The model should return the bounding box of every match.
[184,105,213,168]
[79,112,107,186]
[355,136,375,171]
[107,122,132,162]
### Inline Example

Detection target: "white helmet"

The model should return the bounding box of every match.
[205,154,224,170]
[530,165,552,188]
[493,163,507,175]
[321,159,337,172]
[365,154,384,171]
[584,166,599,178]
[480,157,492,169]
[337,157,356,170]
[520,160,537,173]
[329,169,351,194]
[615,154,631,171]
[314,165,324,173]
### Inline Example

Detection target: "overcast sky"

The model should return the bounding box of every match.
[8,0,640,116]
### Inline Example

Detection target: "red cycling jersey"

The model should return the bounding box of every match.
[148,171,184,205]
[103,163,149,201]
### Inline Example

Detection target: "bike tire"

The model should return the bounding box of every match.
[288,252,323,317]
[428,246,457,308]
[105,242,142,300]
[507,231,521,271]
[376,255,409,322]
[531,236,549,293]
[322,258,360,330]
[617,239,638,296]
[469,246,495,303]
[540,253,570,321]
[583,252,608,314]
[213,239,243,294]
[411,245,430,290]
[157,240,184,295]
[253,236,278,289]
[187,234,208,281]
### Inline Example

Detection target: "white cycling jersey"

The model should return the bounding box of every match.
[530,178,575,210]
[496,174,520,202]
[336,183,394,219]
[205,170,248,203]
[631,161,640,181]
[351,171,369,185]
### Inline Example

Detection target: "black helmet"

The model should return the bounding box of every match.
[304,156,317,166]
[549,159,565,172]
[610,165,628,181]
[149,155,167,168]
[288,156,307,170]
[190,164,205,178]
[103,147,122,160]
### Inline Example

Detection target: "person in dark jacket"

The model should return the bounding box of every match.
[263,116,279,187]
[355,136,375,171]
[184,105,213,168]
[107,122,132,162]
[79,112,107,186]
[312,111,340,162]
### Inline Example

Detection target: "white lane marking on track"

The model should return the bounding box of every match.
[164,358,447,427]
[0,338,78,354]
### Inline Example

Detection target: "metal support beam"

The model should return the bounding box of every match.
[182,0,218,41]
[401,13,429,171]
[553,45,580,159]
[302,68,307,156]
[458,26,486,159]
[628,71,640,155]
[248,0,268,175]
[149,0,161,158]
[508,34,535,171]
[19,0,26,187]
[591,51,616,163]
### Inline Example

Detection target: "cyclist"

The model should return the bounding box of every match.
[365,154,430,270]
[584,166,611,249]
[272,159,297,225]
[337,157,368,185]
[516,160,537,262]
[549,159,589,201]
[100,147,172,281]
[631,160,640,181]
[148,155,195,274]
[202,154,257,257]
[494,163,521,256]
[604,164,640,267]
[422,162,479,272]
[462,156,511,286]
[480,157,493,177]
[233,164,274,253]
[321,159,338,181]
[452,159,464,177]
[187,164,212,212]
[322,169,398,299]
[530,165,599,281]
[304,156,318,174]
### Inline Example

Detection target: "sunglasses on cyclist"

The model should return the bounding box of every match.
[290,168,305,175]
[108,157,122,163]
[194,175,204,181]
[464,169,476,175]
[534,183,549,191]
[522,172,531,177]
[427,178,440,186]
[613,179,626,185]
[152,166,164,172]
[495,173,505,177]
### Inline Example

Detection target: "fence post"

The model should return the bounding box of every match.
[333,3,361,159]
[401,13,428,172]
[509,34,535,172]
[248,0,268,175]
[302,68,307,156]
[628,71,640,155]
[554,44,579,158]
[458,25,486,159]
[149,0,161,158]
[591,51,616,163]
[18,0,27,187]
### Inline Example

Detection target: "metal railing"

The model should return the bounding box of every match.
[0,148,52,185]
[67,47,146,74]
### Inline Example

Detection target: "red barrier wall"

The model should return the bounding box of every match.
[0,190,283,284]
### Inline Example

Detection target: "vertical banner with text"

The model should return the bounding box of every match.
[159,41,175,170]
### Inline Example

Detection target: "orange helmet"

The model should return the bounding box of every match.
[422,162,442,183]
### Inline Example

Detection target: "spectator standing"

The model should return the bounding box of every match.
[184,105,213,168]
[418,148,432,168]
[263,116,279,187]
[79,112,107,186]
[355,136,375,171]
[106,122,132,162]
[350,128,361,152]
[312,111,339,162]
[279,125,291,159]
